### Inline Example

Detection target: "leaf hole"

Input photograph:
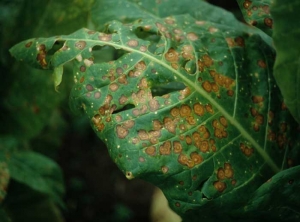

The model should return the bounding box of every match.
[197,178,212,200]
[134,26,161,54]
[92,45,128,63]
[112,104,135,115]
[151,81,186,97]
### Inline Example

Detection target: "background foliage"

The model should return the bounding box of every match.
[2,0,300,221]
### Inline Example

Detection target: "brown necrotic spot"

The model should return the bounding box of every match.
[178,154,188,165]
[98,34,112,41]
[80,65,86,72]
[119,95,128,105]
[135,61,146,70]
[25,41,32,48]
[109,83,119,92]
[240,143,254,157]
[224,163,234,178]
[173,141,182,153]
[213,181,227,192]
[257,60,267,68]
[234,37,245,47]
[202,55,213,67]
[202,81,212,93]
[190,152,202,165]
[180,105,192,117]
[161,166,169,174]
[205,104,214,114]
[149,99,160,111]
[187,32,198,41]
[217,168,225,180]
[123,120,135,129]
[36,44,47,67]
[219,116,228,127]
[252,95,264,103]
[75,41,86,50]
[170,107,180,117]
[185,135,193,145]
[165,48,179,62]
[116,67,123,74]
[243,0,252,9]
[94,91,101,99]
[145,146,156,156]
[198,141,210,153]
[153,120,163,130]
[163,117,176,134]
[264,17,273,28]
[118,74,128,85]
[127,39,139,47]
[227,90,234,97]
[116,125,129,139]
[194,103,205,116]
[138,130,149,140]
[86,84,94,91]
[159,141,171,155]
[140,45,147,52]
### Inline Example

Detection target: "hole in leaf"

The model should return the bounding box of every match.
[197,178,212,200]
[92,45,128,63]
[112,104,135,115]
[48,40,65,56]
[134,26,161,54]
[151,81,185,97]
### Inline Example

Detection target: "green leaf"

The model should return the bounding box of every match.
[0,136,65,208]
[236,0,273,36]
[271,0,300,124]
[236,165,300,221]
[92,0,243,29]
[0,207,11,222]
[54,65,64,91]
[4,181,64,222]
[10,3,300,220]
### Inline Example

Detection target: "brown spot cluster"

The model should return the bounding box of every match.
[193,125,217,152]
[178,152,203,168]
[138,129,162,145]
[240,143,254,157]
[165,48,180,69]
[36,44,47,68]
[226,37,245,48]
[198,54,213,72]
[116,120,135,139]
[267,121,289,149]
[250,107,264,132]
[214,162,235,192]
[212,116,228,139]
[181,45,194,60]
[128,60,147,78]
[209,70,234,90]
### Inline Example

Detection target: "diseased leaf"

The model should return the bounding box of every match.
[236,0,273,36]
[271,0,300,124]
[10,3,300,220]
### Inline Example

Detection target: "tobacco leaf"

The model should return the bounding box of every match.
[271,0,300,124]
[236,0,273,36]
[10,5,300,220]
